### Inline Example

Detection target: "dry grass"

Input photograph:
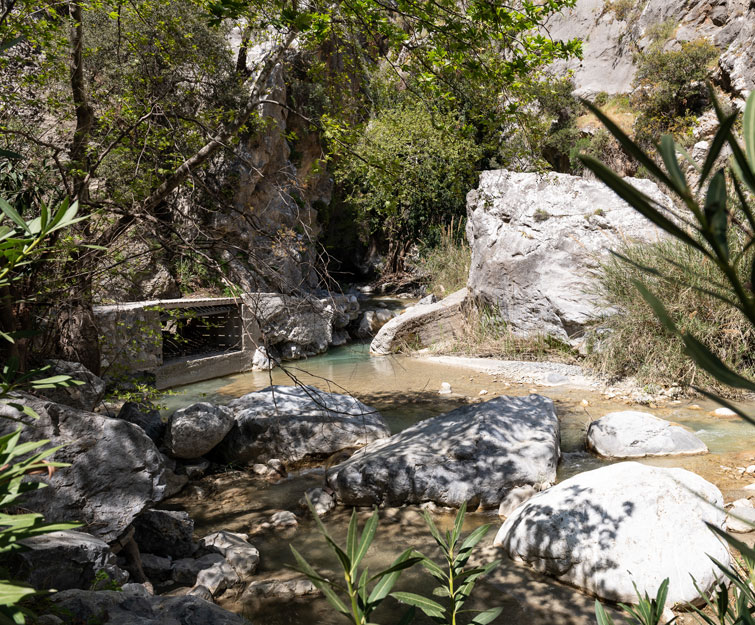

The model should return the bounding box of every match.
[586,238,755,396]
[414,220,471,298]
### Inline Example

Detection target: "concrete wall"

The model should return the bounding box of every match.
[93,297,260,389]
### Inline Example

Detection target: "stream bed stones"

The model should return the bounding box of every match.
[326,394,559,508]
[494,462,729,607]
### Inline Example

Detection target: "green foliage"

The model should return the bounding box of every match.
[594,579,672,625]
[393,502,501,625]
[0,429,79,625]
[632,39,718,145]
[336,104,481,255]
[582,86,755,625]
[289,498,421,625]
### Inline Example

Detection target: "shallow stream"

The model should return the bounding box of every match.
[162,342,755,624]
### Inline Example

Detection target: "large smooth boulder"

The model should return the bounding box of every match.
[118,402,165,444]
[214,385,390,466]
[370,289,468,354]
[0,396,166,543]
[466,170,670,341]
[15,530,128,591]
[165,402,234,459]
[495,462,729,607]
[587,411,708,458]
[327,394,559,508]
[52,588,251,625]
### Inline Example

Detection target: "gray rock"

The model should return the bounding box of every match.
[15,530,128,591]
[242,577,320,601]
[35,360,106,412]
[270,510,298,529]
[117,402,165,444]
[416,294,437,306]
[587,411,708,458]
[140,554,173,583]
[199,531,259,581]
[214,385,390,465]
[327,394,559,509]
[356,309,396,338]
[0,397,166,543]
[497,485,537,518]
[171,554,224,586]
[370,289,468,354]
[299,488,336,517]
[466,170,670,341]
[196,559,240,596]
[187,585,214,602]
[133,509,194,559]
[252,346,274,371]
[52,589,250,624]
[35,616,64,625]
[495,462,729,607]
[162,469,189,498]
[165,402,234,460]
[182,459,210,480]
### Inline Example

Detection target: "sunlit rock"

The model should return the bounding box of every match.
[326,394,559,508]
[495,462,729,607]
[214,385,389,466]
[586,411,708,458]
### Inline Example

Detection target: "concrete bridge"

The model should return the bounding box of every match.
[93,297,259,389]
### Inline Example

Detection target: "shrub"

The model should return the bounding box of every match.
[336,104,481,272]
[632,39,718,145]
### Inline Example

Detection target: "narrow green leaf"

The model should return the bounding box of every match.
[595,600,616,625]
[471,606,503,625]
[289,546,350,615]
[699,112,738,187]
[744,91,755,175]
[0,200,28,234]
[391,591,445,618]
[659,135,688,195]
[354,508,379,570]
[451,500,467,548]
[346,508,358,566]
[703,169,728,259]
[581,156,709,257]
[459,523,491,554]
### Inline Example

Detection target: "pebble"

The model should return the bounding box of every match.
[713,407,737,417]
[270,511,298,530]
[688,404,702,411]
[580,399,590,407]
[439,382,452,395]
[748,466,755,475]
[479,389,488,396]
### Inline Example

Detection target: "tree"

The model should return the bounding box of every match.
[0,0,580,363]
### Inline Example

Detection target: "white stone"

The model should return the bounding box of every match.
[439,382,452,395]
[586,411,708,458]
[713,407,737,417]
[270,510,298,529]
[495,462,729,607]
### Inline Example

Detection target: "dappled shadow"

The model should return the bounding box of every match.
[325,394,560,509]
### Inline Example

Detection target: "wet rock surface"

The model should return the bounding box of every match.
[213,385,390,465]
[326,394,560,508]
[495,462,729,606]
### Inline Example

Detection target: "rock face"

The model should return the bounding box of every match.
[587,411,708,458]
[547,0,755,98]
[165,402,235,459]
[214,385,390,466]
[15,530,128,591]
[495,462,729,607]
[466,170,670,341]
[370,289,468,354]
[118,402,165,444]
[327,394,560,509]
[52,589,251,625]
[34,360,106,412]
[0,397,166,543]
